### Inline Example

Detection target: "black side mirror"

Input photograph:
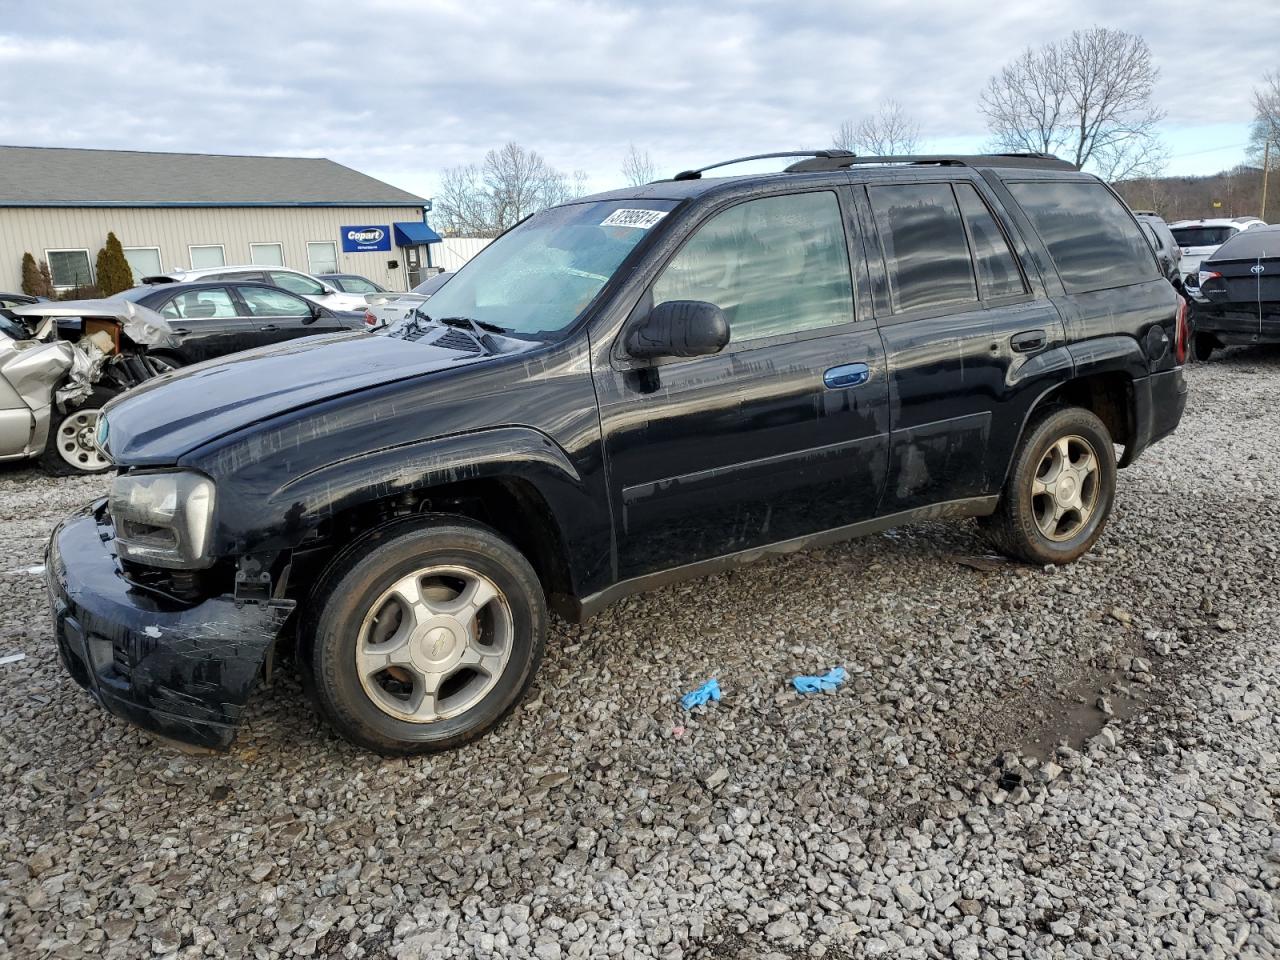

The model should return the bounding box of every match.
[625,300,730,360]
[302,302,323,324]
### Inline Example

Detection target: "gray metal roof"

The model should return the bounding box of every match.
[0,146,427,208]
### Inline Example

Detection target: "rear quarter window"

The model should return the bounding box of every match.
[1008,181,1157,293]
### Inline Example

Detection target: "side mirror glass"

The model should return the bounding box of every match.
[625,300,729,360]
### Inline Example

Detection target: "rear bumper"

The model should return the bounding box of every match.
[1194,304,1280,345]
[46,503,293,749]
[1123,366,1187,466]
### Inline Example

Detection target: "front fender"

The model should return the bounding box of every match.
[205,426,594,557]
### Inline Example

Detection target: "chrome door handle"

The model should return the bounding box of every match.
[260,324,279,332]
[823,362,870,389]
[1010,329,1047,353]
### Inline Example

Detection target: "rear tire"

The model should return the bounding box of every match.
[303,517,546,755]
[38,387,117,476]
[1192,332,1217,362]
[980,406,1117,565]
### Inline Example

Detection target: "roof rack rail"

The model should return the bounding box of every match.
[784,152,1076,173]
[671,150,855,181]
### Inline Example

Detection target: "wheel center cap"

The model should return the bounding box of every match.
[409,618,465,671]
[1058,474,1077,500]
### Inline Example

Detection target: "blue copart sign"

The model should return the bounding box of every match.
[341,225,392,252]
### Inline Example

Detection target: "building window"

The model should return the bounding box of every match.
[123,246,162,280]
[45,249,93,290]
[250,242,284,266]
[189,244,226,269]
[306,241,338,275]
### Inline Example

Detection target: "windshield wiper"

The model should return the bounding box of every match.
[439,315,509,335]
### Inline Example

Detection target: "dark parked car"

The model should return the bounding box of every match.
[47,150,1188,754]
[110,281,365,366]
[1135,213,1184,292]
[1191,224,1280,360]
[318,273,388,295]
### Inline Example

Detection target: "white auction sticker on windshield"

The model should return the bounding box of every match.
[600,208,669,229]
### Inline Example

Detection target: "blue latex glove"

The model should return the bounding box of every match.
[792,666,848,694]
[681,678,722,710]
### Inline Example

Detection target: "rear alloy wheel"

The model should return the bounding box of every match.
[38,388,116,476]
[980,406,1117,565]
[305,518,545,755]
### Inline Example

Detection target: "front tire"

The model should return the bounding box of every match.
[980,406,1117,565]
[38,387,117,476]
[303,518,546,755]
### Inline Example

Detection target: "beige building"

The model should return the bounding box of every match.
[0,146,441,294]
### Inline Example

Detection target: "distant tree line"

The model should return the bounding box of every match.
[1114,166,1273,223]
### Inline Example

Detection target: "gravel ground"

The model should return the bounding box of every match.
[1,350,1278,960]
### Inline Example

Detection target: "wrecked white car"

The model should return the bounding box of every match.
[1,299,179,474]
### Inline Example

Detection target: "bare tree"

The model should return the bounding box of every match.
[621,143,656,186]
[979,27,1166,182]
[1249,71,1280,168]
[833,99,921,155]
[434,143,582,237]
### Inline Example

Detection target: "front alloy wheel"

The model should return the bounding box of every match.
[305,518,545,755]
[356,566,514,723]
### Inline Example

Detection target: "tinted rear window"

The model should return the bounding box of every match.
[1170,226,1234,247]
[1008,181,1156,293]
[1207,227,1280,261]
[868,183,976,313]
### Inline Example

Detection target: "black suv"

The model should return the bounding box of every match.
[46,151,1189,754]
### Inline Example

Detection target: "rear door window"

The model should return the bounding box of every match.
[868,183,977,314]
[272,271,327,296]
[1007,181,1157,293]
[237,286,312,317]
[160,288,238,320]
[953,183,1027,299]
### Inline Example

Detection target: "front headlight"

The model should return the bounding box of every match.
[109,471,216,569]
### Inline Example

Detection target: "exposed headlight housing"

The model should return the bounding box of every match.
[109,471,216,569]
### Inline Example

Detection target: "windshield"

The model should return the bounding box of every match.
[417,199,678,338]
[1171,226,1234,248]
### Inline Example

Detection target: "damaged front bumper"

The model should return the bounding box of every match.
[45,502,293,749]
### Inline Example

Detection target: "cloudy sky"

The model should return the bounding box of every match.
[2,0,1276,201]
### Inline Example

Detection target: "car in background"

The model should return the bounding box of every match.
[1190,224,1280,360]
[317,273,388,295]
[1170,217,1267,287]
[1134,213,1183,292]
[364,271,454,328]
[5,300,180,474]
[109,281,366,366]
[141,265,368,312]
[0,292,44,310]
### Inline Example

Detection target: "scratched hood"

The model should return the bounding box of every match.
[101,331,495,464]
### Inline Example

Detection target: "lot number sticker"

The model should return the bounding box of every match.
[601,208,669,229]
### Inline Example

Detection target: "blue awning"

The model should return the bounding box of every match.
[393,221,443,246]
